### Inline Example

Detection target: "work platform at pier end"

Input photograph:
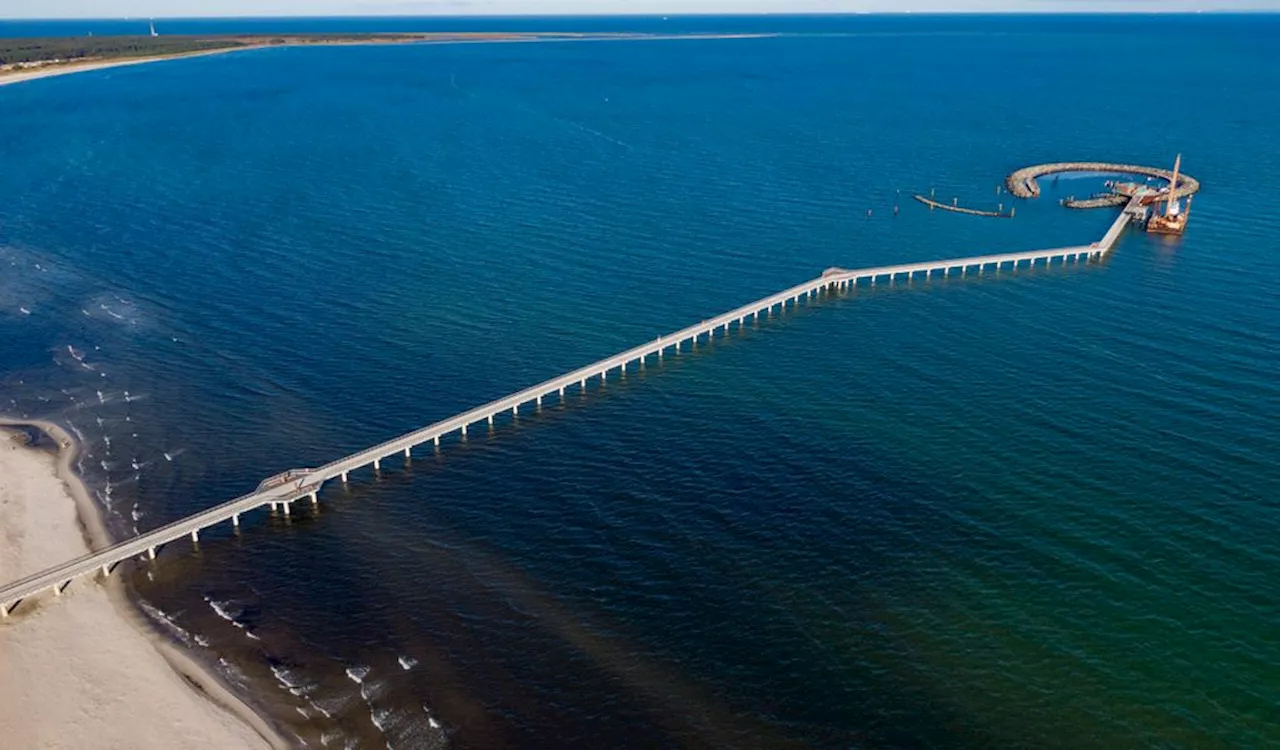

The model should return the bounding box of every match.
[0,200,1141,620]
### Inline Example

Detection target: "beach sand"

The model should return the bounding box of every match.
[0,424,283,749]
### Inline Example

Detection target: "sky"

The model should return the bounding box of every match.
[4,0,1279,19]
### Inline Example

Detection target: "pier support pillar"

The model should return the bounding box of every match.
[602,371,607,383]
[147,547,156,560]
[232,513,240,528]
[101,564,110,577]
[283,501,291,517]
[404,447,411,459]
[190,530,199,543]
[658,349,663,360]
[461,424,468,437]
[373,458,381,471]
[537,395,543,406]
[488,415,494,426]
[340,471,348,483]
[559,387,565,398]
[310,492,318,506]
[514,404,520,416]
[53,583,61,596]
[433,436,440,447]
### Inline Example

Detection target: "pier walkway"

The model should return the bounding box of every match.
[0,214,1137,619]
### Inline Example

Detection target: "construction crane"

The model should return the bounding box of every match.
[1147,154,1192,235]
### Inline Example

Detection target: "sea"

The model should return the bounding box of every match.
[1,14,1278,750]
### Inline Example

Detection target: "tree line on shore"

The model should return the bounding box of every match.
[0,36,247,66]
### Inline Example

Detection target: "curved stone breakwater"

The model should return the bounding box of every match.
[1006,161,1200,201]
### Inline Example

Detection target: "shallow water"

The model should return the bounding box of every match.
[1,14,1278,749]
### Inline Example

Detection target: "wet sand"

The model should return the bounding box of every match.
[0,420,285,749]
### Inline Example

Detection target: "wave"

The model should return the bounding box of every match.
[345,665,371,684]
[204,594,259,639]
[137,600,194,647]
[397,655,418,671]
[269,663,318,698]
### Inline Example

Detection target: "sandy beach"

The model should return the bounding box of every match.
[0,422,284,749]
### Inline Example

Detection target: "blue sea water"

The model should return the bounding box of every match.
[1,14,1279,749]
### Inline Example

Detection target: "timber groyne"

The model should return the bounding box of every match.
[1006,162,1200,201]
[912,194,1012,218]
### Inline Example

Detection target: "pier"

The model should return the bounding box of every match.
[0,209,1140,620]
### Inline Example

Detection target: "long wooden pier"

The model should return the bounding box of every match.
[0,208,1137,619]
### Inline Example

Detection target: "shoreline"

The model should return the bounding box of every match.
[0,32,773,88]
[0,417,288,749]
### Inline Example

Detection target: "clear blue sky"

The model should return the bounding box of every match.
[6,0,1279,19]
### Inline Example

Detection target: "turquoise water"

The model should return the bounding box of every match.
[1,15,1278,748]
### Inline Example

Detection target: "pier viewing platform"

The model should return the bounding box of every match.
[0,197,1141,620]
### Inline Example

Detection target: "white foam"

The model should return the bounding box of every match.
[270,664,314,697]
[309,699,335,720]
[371,707,395,732]
[360,679,386,703]
[398,655,418,671]
[345,665,370,684]
[423,706,441,730]
[137,600,192,646]
[205,595,256,639]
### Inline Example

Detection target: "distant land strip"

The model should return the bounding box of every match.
[0,32,772,86]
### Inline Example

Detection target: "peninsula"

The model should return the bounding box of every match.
[0,32,764,86]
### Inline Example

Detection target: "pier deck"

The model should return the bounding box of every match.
[1,217,1136,619]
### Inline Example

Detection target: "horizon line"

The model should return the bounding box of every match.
[4,10,1280,22]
